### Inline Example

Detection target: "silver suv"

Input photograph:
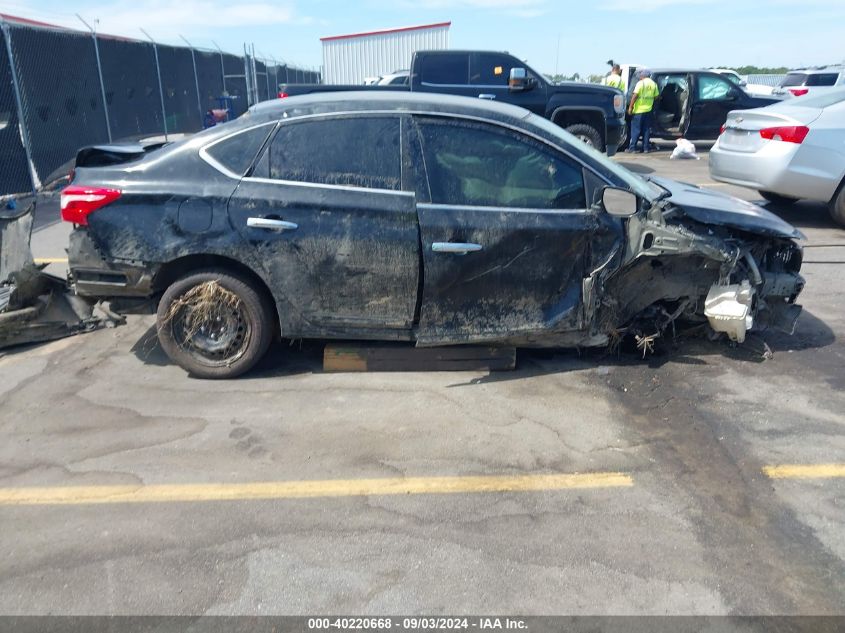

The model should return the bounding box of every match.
[773,65,845,98]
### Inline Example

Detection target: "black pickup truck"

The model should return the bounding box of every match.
[281,50,627,155]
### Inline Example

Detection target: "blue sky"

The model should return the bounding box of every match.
[4,0,844,75]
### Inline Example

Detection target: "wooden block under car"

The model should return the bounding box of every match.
[323,342,516,372]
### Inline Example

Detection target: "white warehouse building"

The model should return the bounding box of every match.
[321,22,451,85]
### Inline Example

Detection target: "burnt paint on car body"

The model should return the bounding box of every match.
[66,92,805,349]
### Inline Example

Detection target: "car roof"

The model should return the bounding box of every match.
[786,66,844,74]
[418,49,509,55]
[789,65,844,71]
[246,91,533,125]
[648,68,720,74]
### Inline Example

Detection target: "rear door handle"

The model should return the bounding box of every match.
[247,217,298,231]
[432,242,483,254]
[478,94,496,100]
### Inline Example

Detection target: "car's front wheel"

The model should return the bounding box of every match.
[565,123,604,152]
[156,269,274,379]
[759,190,798,205]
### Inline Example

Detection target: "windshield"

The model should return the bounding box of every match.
[524,112,664,201]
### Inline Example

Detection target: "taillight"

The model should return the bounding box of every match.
[759,126,809,144]
[719,124,726,135]
[60,186,121,225]
[277,91,289,99]
[789,88,809,96]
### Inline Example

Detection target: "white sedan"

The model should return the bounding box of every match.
[709,89,845,226]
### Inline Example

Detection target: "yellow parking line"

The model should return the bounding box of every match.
[34,257,68,264]
[0,472,633,506]
[763,464,845,480]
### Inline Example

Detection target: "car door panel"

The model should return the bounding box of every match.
[411,115,598,345]
[226,115,420,338]
[468,52,547,114]
[687,73,742,139]
[652,73,691,137]
[229,181,419,336]
[416,204,594,344]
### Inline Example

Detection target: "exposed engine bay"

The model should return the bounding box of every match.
[595,183,804,353]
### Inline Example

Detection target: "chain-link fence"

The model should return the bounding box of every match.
[0,18,321,197]
[0,26,31,196]
[746,74,787,88]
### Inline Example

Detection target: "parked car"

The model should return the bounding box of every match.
[709,68,775,97]
[645,69,780,141]
[772,66,845,98]
[709,88,845,226]
[378,70,410,86]
[62,92,804,378]
[281,49,627,154]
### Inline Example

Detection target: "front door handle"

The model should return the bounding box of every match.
[432,242,483,255]
[247,217,298,231]
[478,93,496,100]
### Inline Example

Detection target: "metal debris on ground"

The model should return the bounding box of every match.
[635,332,659,358]
[0,197,120,350]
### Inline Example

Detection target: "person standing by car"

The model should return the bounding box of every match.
[627,69,660,153]
[605,64,625,92]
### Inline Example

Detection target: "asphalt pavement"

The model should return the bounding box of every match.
[1,149,843,616]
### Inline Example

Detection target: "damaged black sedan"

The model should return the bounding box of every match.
[62,92,804,378]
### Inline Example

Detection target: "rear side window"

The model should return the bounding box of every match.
[266,117,401,191]
[420,54,469,85]
[806,73,839,86]
[417,118,586,210]
[204,124,273,176]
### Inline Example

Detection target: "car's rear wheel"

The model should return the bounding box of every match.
[156,269,274,379]
[830,182,845,227]
[759,190,798,205]
[565,124,604,152]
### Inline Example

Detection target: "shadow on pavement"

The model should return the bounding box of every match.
[129,325,170,366]
[129,309,835,384]
[445,309,835,387]
[129,325,326,377]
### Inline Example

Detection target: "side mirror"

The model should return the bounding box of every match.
[740,79,748,87]
[509,67,528,92]
[602,187,638,217]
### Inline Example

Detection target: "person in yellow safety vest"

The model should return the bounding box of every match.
[626,69,660,153]
[604,64,625,92]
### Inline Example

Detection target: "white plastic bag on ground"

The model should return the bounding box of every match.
[670,138,699,160]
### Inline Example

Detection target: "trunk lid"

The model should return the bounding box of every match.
[719,106,822,153]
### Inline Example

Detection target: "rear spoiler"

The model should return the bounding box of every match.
[74,141,169,168]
